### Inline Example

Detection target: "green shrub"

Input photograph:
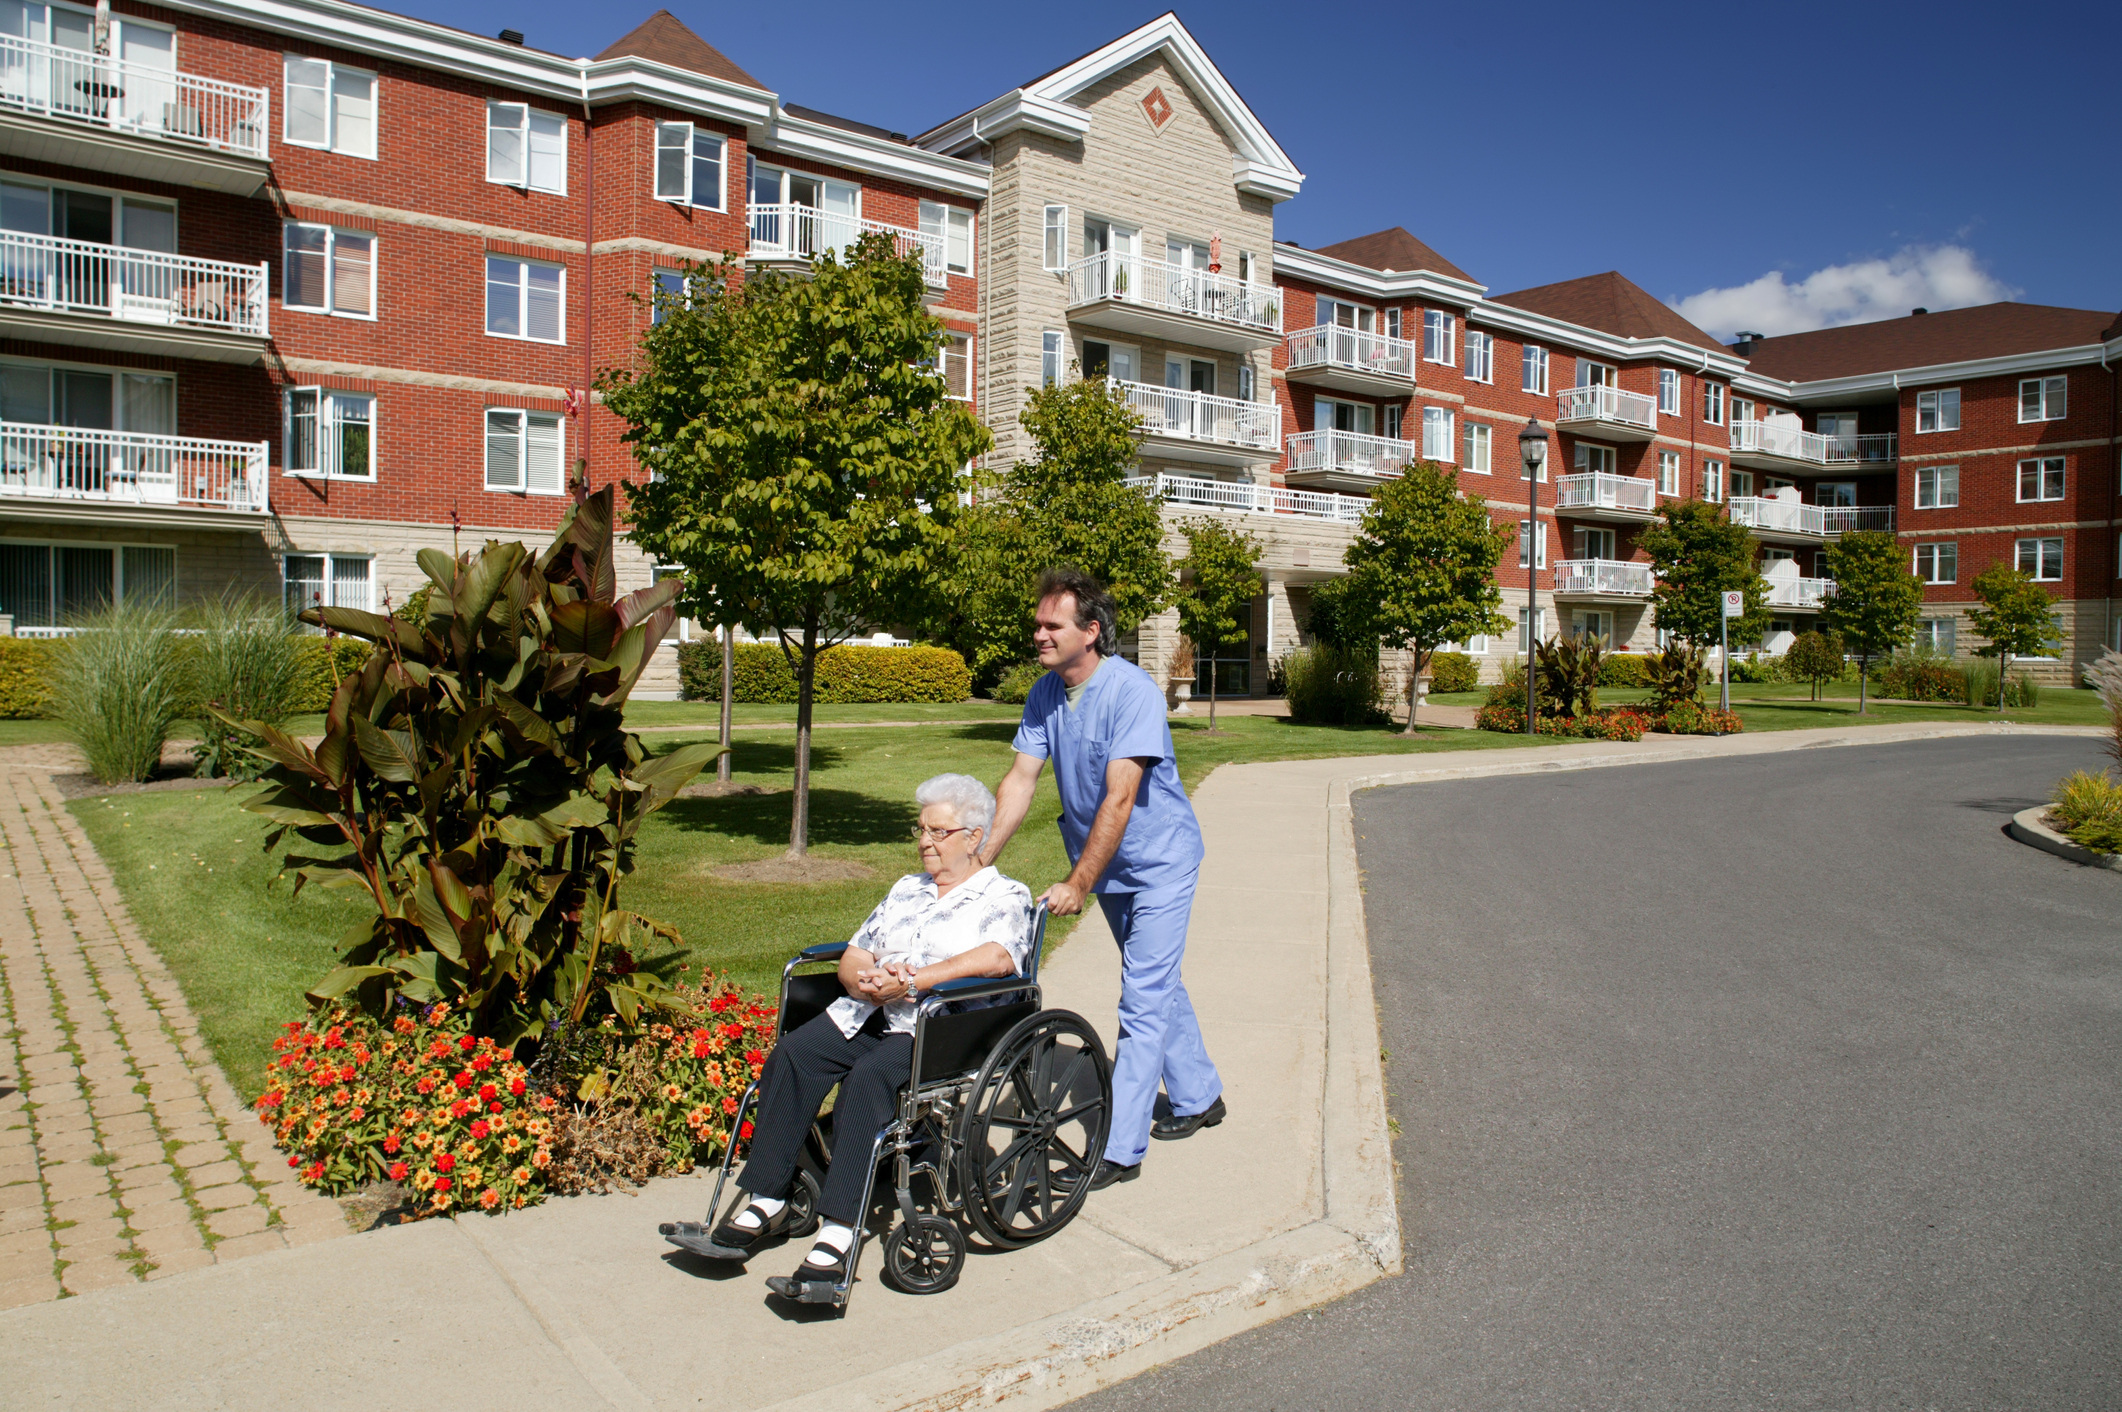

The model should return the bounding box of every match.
[1428,651,1479,694]
[290,637,372,712]
[1728,654,1775,684]
[1283,644,1384,725]
[1784,630,1847,698]
[0,638,53,718]
[991,660,1046,705]
[50,604,192,784]
[2050,770,2122,854]
[190,593,308,779]
[1880,649,1967,703]
[1598,653,1650,689]
[675,641,971,704]
[1962,658,2041,709]
[1473,704,1647,740]
[1656,702,1743,735]
[1644,643,1708,712]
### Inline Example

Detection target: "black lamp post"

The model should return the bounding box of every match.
[1519,418,1549,736]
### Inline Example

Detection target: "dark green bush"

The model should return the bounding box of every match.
[1283,645,1384,725]
[1879,650,1966,702]
[676,641,971,704]
[0,638,53,718]
[991,660,1046,705]
[1428,652,1479,694]
[291,637,373,712]
[1598,653,1650,689]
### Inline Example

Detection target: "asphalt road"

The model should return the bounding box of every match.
[1076,736,2122,1411]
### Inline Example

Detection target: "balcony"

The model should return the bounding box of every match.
[1821,505,1894,534]
[1109,378,1279,468]
[1067,252,1281,353]
[0,423,268,526]
[1551,558,1654,600]
[1282,323,1414,395]
[1727,496,1895,541]
[1125,471,1368,525]
[1553,471,1659,523]
[1283,429,1411,492]
[1827,432,1897,466]
[1554,385,1658,443]
[747,203,946,286]
[1731,421,1901,472]
[1763,575,1834,610]
[0,231,267,362]
[0,36,270,194]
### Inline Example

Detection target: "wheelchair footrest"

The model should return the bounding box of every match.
[658,1221,753,1262]
[764,1273,849,1306]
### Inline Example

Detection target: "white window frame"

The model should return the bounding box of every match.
[652,122,725,210]
[282,56,376,159]
[1463,329,1493,384]
[1915,465,1959,509]
[1656,368,1680,416]
[1657,449,1680,496]
[282,552,372,616]
[1915,617,1956,655]
[1518,604,1546,652]
[486,102,567,195]
[1517,520,1548,569]
[1420,406,1455,462]
[1702,382,1725,425]
[1915,387,1960,433]
[1042,205,1068,273]
[283,387,375,481]
[1383,308,1403,340]
[2016,537,2062,581]
[1382,404,1402,441]
[1703,459,1725,502]
[1574,526,1617,561]
[0,538,175,626]
[1464,422,1491,474]
[921,201,973,276]
[1730,468,1754,498]
[650,267,687,324]
[485,255,566,345]
[1422,309,1456,366]
[1041,330,1063,388]
[1521,343,1549,395]
[935,331,972,402]
[1913,542,1957,585]
[2018,375,2067,423]
[281,221,374,319]
[483,407,565,496]
[2017,456,2065,503]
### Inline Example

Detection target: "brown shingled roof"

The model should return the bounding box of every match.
[1307,227,1474,284]
[1739,302,2120,381]
[1490,271,1723,353]
[596,10,765,91]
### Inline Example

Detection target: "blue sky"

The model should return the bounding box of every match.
[409,0,2119,336]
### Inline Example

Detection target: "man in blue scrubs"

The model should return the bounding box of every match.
[981,568,1226,1188]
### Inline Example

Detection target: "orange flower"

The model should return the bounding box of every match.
[479,1188,501,1210]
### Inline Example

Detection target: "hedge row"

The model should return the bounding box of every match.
[676,641,972,704]
[0,634,370,719]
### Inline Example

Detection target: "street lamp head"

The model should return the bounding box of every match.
[1519,418,1549,473]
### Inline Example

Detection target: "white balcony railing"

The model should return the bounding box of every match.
[1826,432,1897,465]
[1728,496,1896,537]
[747,203,946,285]
[1554,471,1657,514]
[1552,559,1654,596]
[0,34,270,160]
[0,230,267,336]
[1284,323,1414,380]
[1730,419,1829,464]
[1821,505,1895,534]
[0,423,268,513]
[1124,471,1369,525]
[1764,576,1835,609]
[1109,378,1280,452]
[1556,384,1657,431]
[1068,252,1281,336]
[1284,429,1412,479]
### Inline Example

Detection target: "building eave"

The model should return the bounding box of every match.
[753,114,991,199]
[1744,335,2122,404]
[1273,244,1488,305]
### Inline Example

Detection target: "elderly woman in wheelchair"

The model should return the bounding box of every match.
[661,772,1111,1307]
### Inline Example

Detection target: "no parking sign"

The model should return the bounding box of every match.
[1721,590,1744,618]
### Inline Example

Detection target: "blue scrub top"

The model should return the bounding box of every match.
[1011,654,1203,894]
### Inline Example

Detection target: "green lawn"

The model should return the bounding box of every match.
[71,707,1544,1098]
[1433,683,2107,733]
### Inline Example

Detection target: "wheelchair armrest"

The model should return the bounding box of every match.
[926,975,1033,1004]
[796,942,849,963]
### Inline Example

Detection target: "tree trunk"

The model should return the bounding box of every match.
[717,625,734,784]
[1998,651,2009,713]
[1401,647,1426,735]
[1206,645,1219,730]
[787,610,817,858]
[1858,654,1868,714]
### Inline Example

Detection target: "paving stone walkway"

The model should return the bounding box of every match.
[0,767,346,1309]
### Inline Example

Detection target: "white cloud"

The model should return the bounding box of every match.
[1670,245,2018,340]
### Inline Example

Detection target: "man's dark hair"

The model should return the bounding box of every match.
[1036,566,1117,656]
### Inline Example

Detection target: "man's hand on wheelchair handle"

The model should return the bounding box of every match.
[1039,881,1087,916]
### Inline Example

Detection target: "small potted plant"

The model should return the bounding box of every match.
[1167,634,1196,714]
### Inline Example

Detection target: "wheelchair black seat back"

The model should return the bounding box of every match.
[667,901,1113,1311]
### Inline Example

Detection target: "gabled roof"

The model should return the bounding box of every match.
[784,103,909,146]
[1307,227,1474,284]
[916,13,1303,202]
[1491,271,1724,353]
[1739,302,2122,382]
[595,10,765,92]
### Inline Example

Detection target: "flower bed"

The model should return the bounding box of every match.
[1654,703,1744,735]
[1474,704,1649,741]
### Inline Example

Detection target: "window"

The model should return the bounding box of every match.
[1916,388,1960,433]
[487,104,566,194]
[1573,443,1615,476]
[1383,308,1403,339]
[651,268,686,324]
[1731,397,1755,425]
[1517,520,1548,569]
[1042,205,1067,272]
[1382,404,1402,441]
[2017,456,2065,502]
[1574,527,1616,561]
[1702,460,1725,502]
[0,361,176,436]
[1915,617,1956,654]
[1422,309,1455,365]
[1319,399,1374,435]
[936,331,972,401]
[1657,368,1679,416]
[1730,469,1754,498]
[282,222,372,317]
[1570,609,1613,643]
[2019,376,2067,423]
[283,57,375,158]
[1701,382,1724,425]
[0,542,173,628]
[1657,450,1679,496]
[921,201,973,276]
[1464,422,1491,474]
[1237,362,1254,402]
[483,409,563,495]
[1913,542,1957,584]
[2017,537,2062,581]
[282,553,371,616]
[1421,406,1454,461]
[1041,330,1063,388]
[652,123,724,209]
[1464,330,1493,383]
[1521,344,1549,394]
[1915,465,1958,509]
[1576,360,1614,388]
[485,256,564,343]
[1518,605,1546,652]
[284,388,372,479]
[1081,339,1135,383]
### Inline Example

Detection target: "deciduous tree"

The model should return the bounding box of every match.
[1967,563,2058,714]
[1786,628,1846,702]
[1173,517,1262,731]
[1821,530,1925,714]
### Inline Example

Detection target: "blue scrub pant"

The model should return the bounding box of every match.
[1098,869,1221,1166]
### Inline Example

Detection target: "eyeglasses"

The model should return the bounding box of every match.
[910,824,975,843]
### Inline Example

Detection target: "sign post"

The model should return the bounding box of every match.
[1720,590,1744,713]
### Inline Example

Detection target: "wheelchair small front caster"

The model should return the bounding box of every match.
[882,1214,965,1295]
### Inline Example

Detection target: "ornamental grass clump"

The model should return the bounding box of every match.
[50,600,190,784]
[2048,770,2122,855]
[191,591,308,780]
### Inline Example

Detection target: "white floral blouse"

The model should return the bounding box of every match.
[826,866,1035,1038]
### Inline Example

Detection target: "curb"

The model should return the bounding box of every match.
[2008,805,2122,871]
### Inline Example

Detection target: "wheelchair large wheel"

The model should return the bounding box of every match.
[882,1214,965,1295]
[960,1009,1111,1250]
[784,1165,822,1240]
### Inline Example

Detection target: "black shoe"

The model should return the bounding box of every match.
[765,1241,853,1304]
[1151,1096,1227,1142]
[1089,1158,1140,1190]
[659,1200,786,1262]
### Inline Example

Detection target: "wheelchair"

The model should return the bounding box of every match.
[660,904,1112,1310]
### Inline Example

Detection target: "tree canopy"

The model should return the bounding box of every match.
[1640,500,1770,648]
[1173,516,1262,730]
[1821,530,1925,714]
[1968,563,2058,711]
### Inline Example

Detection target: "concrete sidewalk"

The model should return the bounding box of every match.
[0,719,2102,1411]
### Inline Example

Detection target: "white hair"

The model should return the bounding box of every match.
[914,772,995,838]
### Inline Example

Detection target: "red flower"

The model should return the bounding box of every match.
[738,1120,754,1141]
[388,1162,408,1182]
[435,1153,455,1173]
[287,1155,299,1168]
[478,1083,497,1103]
[433,1175,452,1193]
[458,1035,476,1052]
[471,1055,492,1073]
[470,1120,489,1140]
[415,1077,437,1095]
[509,1077,526,1097]
[453,1071,474,1090]
[324,1028,346,1049]
[489,1102,502,1114]
[722,1096,737,1115]
[383,1134,401,1154]
[743,1048,765,1067]
[449,1099,471,1119]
